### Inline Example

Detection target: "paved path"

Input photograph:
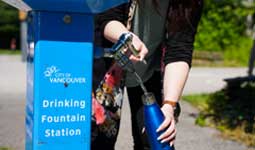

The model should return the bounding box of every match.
[0,55,253,150]
[0,56,26,150]
[183,67,248,95]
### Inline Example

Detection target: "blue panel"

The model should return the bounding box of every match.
[25,14,35,150]
[26,59,34,150]
[23,0,128,13]
[32,11,94,42]
[33,41,93,150]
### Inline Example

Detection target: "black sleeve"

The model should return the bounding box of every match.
[163,0,203,68]
[94,3,129,48]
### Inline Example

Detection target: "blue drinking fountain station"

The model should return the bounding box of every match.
[1,0,127,149]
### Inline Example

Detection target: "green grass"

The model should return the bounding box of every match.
[0,49,21,55]
[0,147,12,150]
[182,87,255,147]
[182,94,211,111]
[182,94,213,127]
[193,37,254,67]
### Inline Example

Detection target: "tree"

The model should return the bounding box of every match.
[194,0,255,51]
[0,1,19,49]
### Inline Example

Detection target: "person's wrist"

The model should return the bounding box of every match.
[162,100,181,122]
[162,100,177,109]
[161,102,175,115]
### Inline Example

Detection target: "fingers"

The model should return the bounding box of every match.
[128,33,148,63]
[156,104,176,146]
[156,115,171,132]
[129,44,148,63]
[170,138,175,147]
[141,127,145,134]
[157,104,174,132]
[157,118,175,141]
[161,129,177,146]
[138,44,148,61]
[129,55,140,62]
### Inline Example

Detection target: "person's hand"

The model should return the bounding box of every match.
[128,33,148,62]
[156,104,176,146]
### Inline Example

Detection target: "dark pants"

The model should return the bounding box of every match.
[91,132,116,150]
[127,71,163,150]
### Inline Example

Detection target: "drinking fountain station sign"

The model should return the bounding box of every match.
[2,0,127,149]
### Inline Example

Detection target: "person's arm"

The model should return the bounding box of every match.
[95,3,148,61]
[94,3,129,47]
[157,0,204,146]
[163,62,190,102]
[104,21,129,43]
[104,21,148,61]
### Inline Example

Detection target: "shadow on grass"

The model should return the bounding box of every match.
[183,76,255,146]
[208,77,255,133]
[193,76,255,146]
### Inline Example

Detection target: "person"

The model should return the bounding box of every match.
[10,38,17,50]
[93,0,203,149]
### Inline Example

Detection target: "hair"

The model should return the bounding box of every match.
[167,0,203,33]
[135,0,203,33]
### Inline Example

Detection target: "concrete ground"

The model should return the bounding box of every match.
[0,55,253,150]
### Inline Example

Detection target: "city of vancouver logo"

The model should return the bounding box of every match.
[44,66,86,84]
[44,66,59,77]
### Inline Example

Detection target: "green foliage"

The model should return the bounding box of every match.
[223,37,253,66]
[0,1,19,49]
[182,94,210,111]
[195,114,207,127]
[194,0,255,52]
[183,78,255,146]
[0,1,19,33]
[208,79,255,132]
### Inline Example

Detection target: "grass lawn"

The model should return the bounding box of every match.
[0,147,12,150]
[0,49,21,55]
[182,86,255,147]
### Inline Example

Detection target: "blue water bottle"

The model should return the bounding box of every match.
[142,93,174,150]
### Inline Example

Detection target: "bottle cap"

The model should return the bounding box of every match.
[142,92,156,105]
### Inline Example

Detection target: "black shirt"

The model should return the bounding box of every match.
[95,0,203,68]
